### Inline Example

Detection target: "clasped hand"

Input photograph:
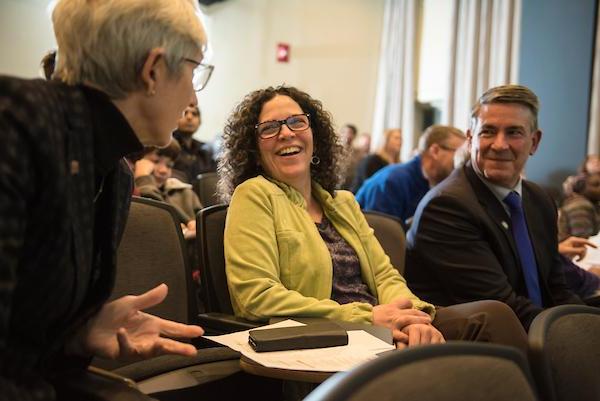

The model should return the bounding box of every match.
[68,284,203,361]
[372,297,445,349]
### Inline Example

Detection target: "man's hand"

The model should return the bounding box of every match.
[372,298,434,343]
[69,284,203,361]
[559,236,597,261]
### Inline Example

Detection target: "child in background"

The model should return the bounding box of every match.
[134,141,202,239]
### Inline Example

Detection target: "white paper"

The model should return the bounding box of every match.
[204,319,395,372]
[573,233,600,270]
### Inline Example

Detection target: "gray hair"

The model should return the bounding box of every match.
[417,125,465,155]
[51,0,207,98]
[470,84,540,131]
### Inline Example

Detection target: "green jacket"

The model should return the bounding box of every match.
[225,176,435,323]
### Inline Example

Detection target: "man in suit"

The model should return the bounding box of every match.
[405,84,582,330]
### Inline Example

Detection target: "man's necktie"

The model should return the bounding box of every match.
[503,191,543,307]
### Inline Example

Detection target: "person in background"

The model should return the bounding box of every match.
[356,125,465,226]
[406,85,582,330]
[563,154,600,197]
[40,50,57,80]
[339,123,359,190]
[0,0,211,398]
[558,172,600,240]
[173,103,217,183]
[134,141,202,239]
[219,85,529,356]
[354,132,372,157]
[558,236,600,298]
[351,128,402,193]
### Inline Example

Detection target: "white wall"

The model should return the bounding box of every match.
[199,0,385,141]
[0,0,384,144]
[0,0,56,78]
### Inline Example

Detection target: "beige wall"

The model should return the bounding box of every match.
[0,0,384,143]
[0,0,57,79]
[199,0,385,142]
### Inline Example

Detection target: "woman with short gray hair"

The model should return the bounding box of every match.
[0,0,212,398]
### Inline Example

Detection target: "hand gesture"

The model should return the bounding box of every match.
[558,236,597,261]
[71,284,203,361]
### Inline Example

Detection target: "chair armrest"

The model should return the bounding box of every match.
[584,293,600,306]
[53,366,155,401]
[198,312,263,334]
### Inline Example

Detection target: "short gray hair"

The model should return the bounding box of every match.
[417,125,465,155]
[470,84,540,131]
[51,0,207,98]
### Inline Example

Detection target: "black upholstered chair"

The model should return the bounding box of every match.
[193,172,220,208]
[528,304,600,401]
[92,197,241,398]
[196,204,260,335]
[304,342,539,401]
[363,210,406,275]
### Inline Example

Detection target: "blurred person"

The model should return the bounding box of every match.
[563,154,600,197]
[558,172,600,240]
[558,236,600,298]
[173,103,217,183]
[351,128,402,193]
[356,125,465,226]
[134,141,202,239]
[406,85,583,330]
[40,50,57,80]
[0,0,213,398]
[340,123,359,190]
[218,86,528,354]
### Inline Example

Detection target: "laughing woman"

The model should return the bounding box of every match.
[219,86,529,352]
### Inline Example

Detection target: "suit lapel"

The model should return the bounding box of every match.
[464,164,521,263]
[521,184,551,286]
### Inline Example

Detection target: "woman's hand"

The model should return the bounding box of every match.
[372,297,433,343]
[559,236,597,261]
[68,284,204,361]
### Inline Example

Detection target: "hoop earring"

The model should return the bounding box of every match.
[311,155,321,165]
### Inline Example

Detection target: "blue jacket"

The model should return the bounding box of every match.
[355,156,430,224]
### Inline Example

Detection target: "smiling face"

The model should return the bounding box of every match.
[256,95,314,190]
[145,150,174,186]
[468,103,541,188]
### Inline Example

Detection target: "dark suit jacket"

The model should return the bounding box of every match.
[0,77,135,399]
[405,162,582,329]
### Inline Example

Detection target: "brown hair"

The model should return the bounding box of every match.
[470,84,539,131]
[139,140,182,161]
[218,85,343,202]
[417,125,465,155]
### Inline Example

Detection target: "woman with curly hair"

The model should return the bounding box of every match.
[219,86,528,351]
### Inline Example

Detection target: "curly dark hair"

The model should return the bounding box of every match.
[218,85,344,202]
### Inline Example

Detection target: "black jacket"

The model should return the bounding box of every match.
[405,162,582,329]
[0,77,140,400]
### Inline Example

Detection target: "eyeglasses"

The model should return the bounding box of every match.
[255,113,311,139]
[183,58,214,92]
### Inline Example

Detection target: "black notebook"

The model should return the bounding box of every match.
[248,322,349,352]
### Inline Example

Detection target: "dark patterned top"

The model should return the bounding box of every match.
[0,77,140,400]
[316,217,377,306]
